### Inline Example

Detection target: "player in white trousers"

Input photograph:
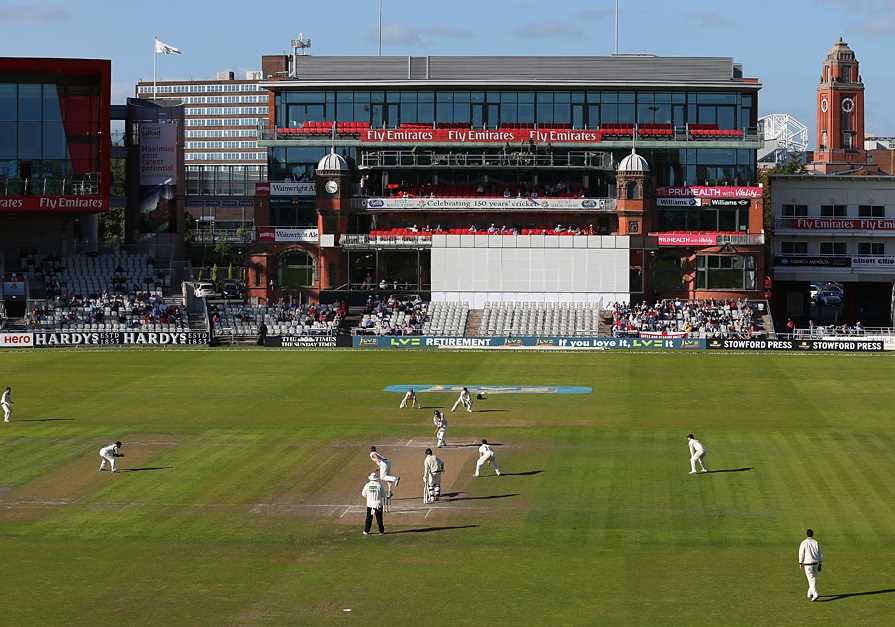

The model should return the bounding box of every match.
[369,446,400,489]
[98,441,123,472]
[433,410,447,448]
[687,434,708,474]
[451,387,473,413]
[423,448,444,502]
[474,439,501,477]
[798,529,824,601]
[399,388,420,409]
[1,386,12,423]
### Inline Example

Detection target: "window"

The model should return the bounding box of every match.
[781,204,808,217]
[820,242,847,256]
[696,255,756,290]
[781,242,808,255]
[839,64,851,82]
[820,204,847,217]
[858,205,885,218]
[858,242,884,256]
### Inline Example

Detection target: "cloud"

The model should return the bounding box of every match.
[685,8,735,30]
[854,14,895,38]
[373,22,475,47]
[814,0,892,13]
[0,4,68,22]
[512,21,585,40]
[511,6,613,41]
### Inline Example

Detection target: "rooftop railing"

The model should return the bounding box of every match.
[1,174,100,196]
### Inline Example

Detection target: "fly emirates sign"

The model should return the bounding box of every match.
[362,128,601,144]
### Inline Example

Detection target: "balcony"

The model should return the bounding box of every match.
[259,122,761,148]
[191,228,256,245]
[1,174,100,196]
[341,233,433,249]
[351,196,616,213]
[359,149,614,170]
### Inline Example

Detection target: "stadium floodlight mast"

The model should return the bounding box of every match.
[614,0,619,54]
[291,33,312,78]
[379,0,383,56]
[758,113,808,164]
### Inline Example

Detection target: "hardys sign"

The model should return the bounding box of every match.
[33,331,210,347]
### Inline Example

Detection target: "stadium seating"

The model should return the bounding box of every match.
[478,302,602,337]
[354,294,429,335]
[28,293,186,333]
[422,302,469,336]
[23,251,170,299]
[210,302,345,336]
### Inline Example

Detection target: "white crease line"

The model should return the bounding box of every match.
[339,506,352,519]
[425,508,432,519]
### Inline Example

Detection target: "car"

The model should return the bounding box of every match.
[817,290,843,306]
[221,280,243,300]
[193,282,217,298]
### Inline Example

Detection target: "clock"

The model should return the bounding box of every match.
[841,97,855,113]
[820,97,828,113]
[324,179,339,194]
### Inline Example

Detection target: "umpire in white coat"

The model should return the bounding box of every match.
[362,473,386,535]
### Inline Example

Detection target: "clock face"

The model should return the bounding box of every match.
[324,180,339,194]
[821,97,828,113]
[841,97,855,113]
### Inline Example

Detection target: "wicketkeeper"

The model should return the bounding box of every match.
[400,388,420,409]
[423,447,444,503]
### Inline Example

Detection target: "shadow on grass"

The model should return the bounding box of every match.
[702,467,753,474]
[19,418,75,422]
[386,525,479,535]
[445,493,518,502]
[816,588,895,602]
[496,470,543,477]
[473,409,508,413]
[123,466,174,473]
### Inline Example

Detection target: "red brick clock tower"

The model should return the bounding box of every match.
[814,38,866,173]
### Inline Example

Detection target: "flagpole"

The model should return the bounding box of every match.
[153,36,158,100]
[378,0,383,56]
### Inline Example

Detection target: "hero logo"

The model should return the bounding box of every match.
[0,333,33,347]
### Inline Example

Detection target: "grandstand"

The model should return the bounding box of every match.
[21,251,170,299]
[478,302,603,337]
[210,301,345,337]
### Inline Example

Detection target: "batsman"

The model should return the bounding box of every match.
[423,447,445,503]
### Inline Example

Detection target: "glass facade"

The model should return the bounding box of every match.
[696,254,756,290]
[0,81,101,190]
[276,89,756,131]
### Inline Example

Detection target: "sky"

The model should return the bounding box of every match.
[2,0,893,143]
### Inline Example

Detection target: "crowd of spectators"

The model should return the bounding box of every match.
[609,299,764,339]
[28,292,186,330]
[208,300,347,336]
[383,181,588,199]
[355,294,428,335]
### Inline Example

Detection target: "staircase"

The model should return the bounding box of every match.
[464,309,483,336]
[752,300,777,338]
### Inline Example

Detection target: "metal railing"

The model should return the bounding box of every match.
[786,326,895,339]
[716,233,765,245]
[359,150,614,170]
[191,228,256,245]
[341,234,432,249]
[1,174,100,196]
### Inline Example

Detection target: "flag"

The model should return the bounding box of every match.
[154,39,182,55]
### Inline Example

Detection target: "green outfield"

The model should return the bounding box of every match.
[1,349,894,626]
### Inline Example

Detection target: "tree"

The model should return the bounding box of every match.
[759,157,805,237]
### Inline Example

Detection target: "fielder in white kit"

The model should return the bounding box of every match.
[369,446,400,488]
[798,529,824,601]
[423,447,444,503]
[98,441,123,472]
[1,386,12,423]
[399,388,420,409]
[475,439,501,477]
[687,434,708,474]
[451,387,473,413]
[433,410,447,448]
